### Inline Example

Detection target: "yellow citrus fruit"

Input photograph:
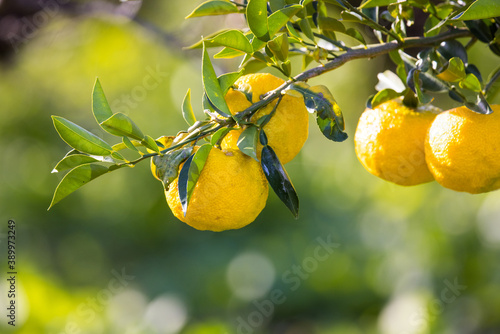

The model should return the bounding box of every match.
[166,147,269,231]
[354,98,441,186]
[425,105,500,194]
[221,73,309,164]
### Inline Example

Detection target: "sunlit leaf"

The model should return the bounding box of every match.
[298,17,315,42]
[268,5,303,36]
[49,164,127,209]
[459,73,482,92]
[359,0,396,8]
[318,16,346,33]
[122,136,140,153]
[237,126,259,161]
[52,154,103,173]
[205,30,254,53]
[218,70,243,94]
[211,127,232,146]
[178,144,212,216]
[182,89,197,126]
[100,113,144,140]
[186,0,240,18]
[369,88,402,108]
[142,135,160,153]
[267,33,289,62]
[453,0,500,20]
[247,0,270,41]
[261,145,299,218]
[52,116,113,156]
[202,43,232,117]
[437,57,466,82]
[92,78,113,124]
[214,47,246,59]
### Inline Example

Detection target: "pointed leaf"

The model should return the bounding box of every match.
[112,139,143,152]
[369,88,402,108]
[178,144,212,215]
[142,135,160,153]
[318,16,346,33]
[186,0,239,18]
[466,92,493,114]
[237,126,259,161]
[268,5,303,36]
[359,0,396,8]
[214,47,246,59]
[202,43,232,117]
[49,164,126,209]
[218,70,243,94]
[52,154,102,173]
[52,116,113,156]
[459,73,482,92]
[261,145,299,218]
[211,127,232,146]
[122,136,140,153]
[437,57,466,82]
[92,78,113,124]
[206,30,253,54]
[453,0,500,20]
[182,89,197,126]
[267,33,289,62]
[247,0,270,41]
[100,113,144,140]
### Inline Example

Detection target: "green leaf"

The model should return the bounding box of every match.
[52,116,113,156]
[413,70,433,104]
[465,92,493,114]
[369,88,402,108]
[459,73,482,92]
[142,135,160,153]
[268,5,303,36]
[318,16,346,33]
[178,144,212,216]
[359,0,396,8]
[237,126,259,161]
[287,83,348,142]
[152,146,193,187]
[298,17,315,42]
[247,0,270,41]
[182,89,197,126]
[267,33,289,62]
[437,57,467,82]
[122,136,140,153]
[49,164,125,209]
[186,0,239,18]
[261,145,299,218]
[214,47,246,59]
[437,40,468,65]
[92,78,113,124]
[112,139,143,152]
[485,65,500,100]
[100,113,144,140]
[52,154,103,173]
[205,30,253,54]
[453,0,500,20]
[218,70,243,94]
[202,43,232,117]
[345,28,366,45]
[210,127,232,146]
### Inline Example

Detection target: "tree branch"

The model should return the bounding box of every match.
[236,29,471,120]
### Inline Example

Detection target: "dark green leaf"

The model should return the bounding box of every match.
[370,88,402,108]
[269,0,286,12]
[464,20,493,42]
[92,78,113,124]
[237,126,259,161]
[52,116,113,156]
[261,145,299,218]
[413,70,433,104]
[49,164,126,209]
[182,89,197,126]
[100,113,144,140]
[437,40,468,64]
[247,0,270,41]
[454,0,500,20]
[178,144,212,215]
[466,64,483,83]
[466,92,493,114]
[52,154,103,173]
[205,30,253,54]
[186,0,240,18]
[202,43,232,117]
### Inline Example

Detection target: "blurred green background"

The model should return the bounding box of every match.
[1,1,500,333]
